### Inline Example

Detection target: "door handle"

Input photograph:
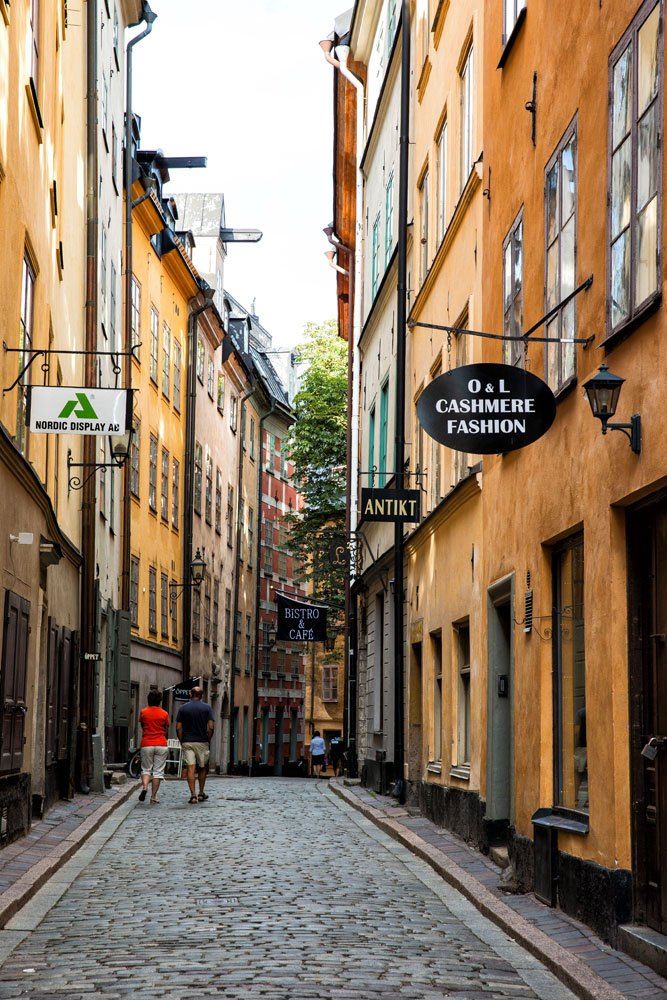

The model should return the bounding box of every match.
[649,634,667,641]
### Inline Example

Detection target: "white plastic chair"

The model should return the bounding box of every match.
[166,738,183,778]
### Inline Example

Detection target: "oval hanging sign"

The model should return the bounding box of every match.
[417,363,557,454]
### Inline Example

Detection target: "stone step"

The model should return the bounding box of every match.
[618,923,667,979]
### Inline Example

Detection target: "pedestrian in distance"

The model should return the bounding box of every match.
[138,689,170,805]
[310,730,326,779]
[176,686,215,804]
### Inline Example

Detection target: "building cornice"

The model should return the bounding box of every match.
[405,469,482,556]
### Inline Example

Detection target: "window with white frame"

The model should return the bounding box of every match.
[503,211,524,366]
[162,322,170,398]
[503,0,526,44]
[149,307,158,383]
[419,169,429,281]
[545,122,577,391]
[385,172,394,267]
[460,43,475,189]
[432,630,442,763]
[456,621,471,766]
[437,118,448,243]
[371,214,381,299]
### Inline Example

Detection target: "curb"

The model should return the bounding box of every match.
[328,780,624,1000]
[0,781,138,930]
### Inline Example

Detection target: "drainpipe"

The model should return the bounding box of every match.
[228,382,256,772]
[121,2,156,614]
[249,400,276,775]
[182,296,215,683]
[392,3,410,802]
[78,0,99,793]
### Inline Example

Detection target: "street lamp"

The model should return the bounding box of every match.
[109,428,132,466]
[583,363,641,454]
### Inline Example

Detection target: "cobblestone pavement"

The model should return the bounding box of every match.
[0,779,576,999]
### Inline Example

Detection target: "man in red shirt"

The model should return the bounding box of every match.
[138,690,170,804]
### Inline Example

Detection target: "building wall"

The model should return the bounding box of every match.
[0,0,85,829]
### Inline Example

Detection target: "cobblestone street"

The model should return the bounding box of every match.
[0,779,575,999]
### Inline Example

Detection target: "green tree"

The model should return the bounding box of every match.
[285,320,347,629]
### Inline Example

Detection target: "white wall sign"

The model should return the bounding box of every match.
[27,387,131,435]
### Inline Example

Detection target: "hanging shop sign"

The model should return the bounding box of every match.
[328,536,349,567]
[276,594,328,643]
[27,386,131,435]
[361,488,421,523]
[417,363,556,454]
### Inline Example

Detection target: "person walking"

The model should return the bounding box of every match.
[176,686,215,804]
[138,690,169,805]
[310,730,326,778]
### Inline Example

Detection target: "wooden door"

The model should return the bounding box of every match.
[0,591,30,774]
[45,618,59,767]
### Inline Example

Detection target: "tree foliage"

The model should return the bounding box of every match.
[285,320,348,623]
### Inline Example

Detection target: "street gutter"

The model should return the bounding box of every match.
[0,782,138,930]
[327,780,624,1000]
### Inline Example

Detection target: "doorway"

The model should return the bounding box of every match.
[274,707,284,776]
[486,577,514,838]
[629,497,667,933]
[409,641,423,779]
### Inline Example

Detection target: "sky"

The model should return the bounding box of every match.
[133,0,347,350]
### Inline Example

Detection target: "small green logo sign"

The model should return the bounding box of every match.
[58,392,98,420]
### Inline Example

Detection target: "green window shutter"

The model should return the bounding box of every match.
[368,407,376,485]
[379,382,389,486]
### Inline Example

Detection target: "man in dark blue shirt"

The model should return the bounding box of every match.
[176,687,215,804]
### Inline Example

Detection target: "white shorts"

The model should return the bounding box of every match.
[140,745,168,779]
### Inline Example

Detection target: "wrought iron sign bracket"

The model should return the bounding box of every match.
[2,342,142,395]
[525,72,537,147]
[66,448,127,494]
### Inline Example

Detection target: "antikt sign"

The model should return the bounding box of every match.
[27,387,131,435]
[276,594,327,643]
[417,363,556,454]
[361,488,421,523]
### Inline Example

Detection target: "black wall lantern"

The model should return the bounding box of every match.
[583,364,641,455]
[170,548,207,600]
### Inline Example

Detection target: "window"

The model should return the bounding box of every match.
[245,615,252,672]
[266,433,276,471]
[456,622,471,766]
[432,631,442,762]
[217,372,225,413]
[170,581,178,640]
[278,550,287,579]
[110,262,117,352]
[131,276,141,349]
[385,172,394,267]
[213,579,220,650]
[262,623,272,670]
[250,417,256,460]
[609,1,662,335]
[545,124,577,391]
[460,43,475,188]
[387,0,398,48]
[504,0,526,43]
[148,567,157,634]
[230,395,238,432]
[161,573,169,638]
[204,574,211,644]
[215,468,222,533]
[238,499,245,562]
[30,0,40,85]
[207,357,214,398]
[378,381,389,487]
[149,308,158,383]
[371,214,381,299]
[130,557,139,627]
[368,406,376,485]
[453,328,470,484]
[17,253,35,455]
[172,457,179,529]
[419,169,429,281]
[162,322,171,398]
[323,666,338,702]
[224,589,232,651]
[160,448,169,521]
[437,119,448,243]
[553,533,587,813]
[173,339,181,412]
[503,212,524,366]
[226,485,234,546]
[130,418,140,497]
[100,226,107,318]
[194,442,202,516]
[111,123,119,193]
[148,434,158,512]
[192,585,201,640]
[101,74,108,141]
[241,403,247,449]
[205,451,213,524]
[248,507,255,567]
[196,336,205,382]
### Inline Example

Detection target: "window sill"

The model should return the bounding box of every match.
[553,375,578,405]
[450,764,470,781]
[498,7,527,69]
[427,760,442,775]
[532,807,589,835]
[601,291,662,353]
[26,80,44,142]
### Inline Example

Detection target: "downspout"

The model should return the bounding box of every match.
[228,381,256,772]
[79,0,99,793]
[121,3,156,613]
[183,297,214,682]
[249,400,277,775]
[392,2,410,802]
